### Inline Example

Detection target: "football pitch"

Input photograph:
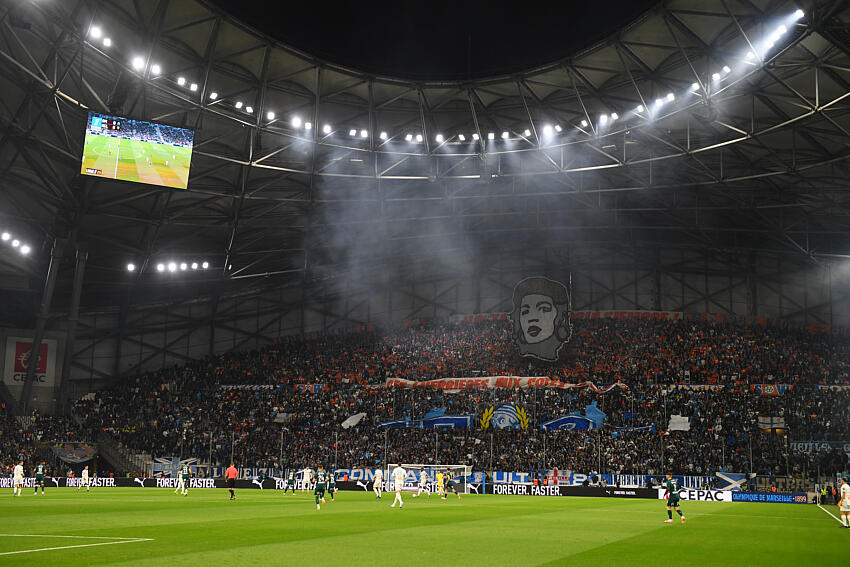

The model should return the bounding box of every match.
[81,134,192,189]
[0,489,843,566]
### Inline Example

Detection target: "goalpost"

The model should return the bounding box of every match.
[399,463,474,494]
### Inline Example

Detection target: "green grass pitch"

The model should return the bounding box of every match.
[81,133,192,189]
[0,488,844,566]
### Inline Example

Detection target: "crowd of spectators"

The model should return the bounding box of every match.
[68,318,850,478]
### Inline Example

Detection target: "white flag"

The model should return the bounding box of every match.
[668,414,691,431]
[341,412,367,429]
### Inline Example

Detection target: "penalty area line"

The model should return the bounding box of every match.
[816,504,844,524]
[0,535,152,556]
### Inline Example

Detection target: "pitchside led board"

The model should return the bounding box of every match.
[80,112,194,190]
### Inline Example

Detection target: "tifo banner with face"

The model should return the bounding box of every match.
[3,337,58,388]
[51,443,97,464]
[384,376,628,393]
[509,277,573,361]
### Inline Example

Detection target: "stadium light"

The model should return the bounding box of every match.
[435,134,444,143]
[666,92,675,102]
[360,129,368,138]
[636,104,645,113]
[580,119,588,127]
[246,106,253,114]
[458,134,466,141]
[501,131,509,139]
[156,263,165,272]
[415,133,423,142]
[190,83,198,92]
[168,262,177,272]
[235,101,243,109]
[599,114,608,125]
[291,116,302,128]
[654,98,663,108]
[305,122,312,130]
[180,263,187,271]
[746,51,755,60]
[267,111,276,120]
[712,72,721,81]
[11,239,19,247]
[379,131,388,140]
[323,124,332,134]
[201,262,209,269]
[777,24,788,34]
[485,132,493,140]
[177,77,186,86]
[191,262,198,270]
[103,38,112,48]
[472,133,480,140]
[1,232,9,241]
[554,125,562,132]
[209,92,218,100]
[89,26,102,39]
[126,263,136,272]
[542,124,553,136]
[523,129,531,137]
[611,113,619,121]
[690,82,699,91]
[131,56,144,71]
[722,65,731,74]
[405,133,413,142]
[349,129,357,137]
[19,245,30,255]
[794,9,804,19]
[150,64,161,76]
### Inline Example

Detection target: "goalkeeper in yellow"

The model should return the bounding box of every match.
[436,470,445,497]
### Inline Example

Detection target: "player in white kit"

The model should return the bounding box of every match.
[413,470,430,498]
[373,468,383,499]
[79,465,91,492]
[390,465,406,508]
[12,460,24,496]
[840,477,850,528]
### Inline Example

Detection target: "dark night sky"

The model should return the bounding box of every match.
[209,0,659,80]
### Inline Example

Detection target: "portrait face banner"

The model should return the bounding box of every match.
[383,376,628,393]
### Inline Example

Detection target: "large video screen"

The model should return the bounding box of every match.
[81,112,194,189]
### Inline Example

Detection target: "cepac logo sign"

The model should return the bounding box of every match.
[15,341,48,375]
[4,337,57,388]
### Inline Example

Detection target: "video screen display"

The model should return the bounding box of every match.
[81,112,194,189]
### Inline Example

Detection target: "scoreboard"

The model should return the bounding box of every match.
[89,114,121,132]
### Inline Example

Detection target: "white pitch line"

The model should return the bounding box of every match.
[817,504,844,524]
[0,534,143,540]
[0,538,152,556]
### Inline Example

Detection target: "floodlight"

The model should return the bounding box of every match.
[89,26,102,39]
[202,262,209,269]
[177,77,186,86]
[131,56,144,71]
[1,232,9,241]
[103,38,112,48]
[655,98,663,108]
[523,129,531,137]
[435,134,444,143]
[304,122,312,130]
[209,92,218,100]
[191,263,198,270]
[542,124,553,136]
[20,245,30,255]
[554,124,562,132]
[157,263,165,272]
[611,113,619,121]
[777,25,787,34]
[472,133,480,140]
[666,92,675,102]
[458,134,466,141]
[247,106,254,114]
[267,111,276,120]
[746,51,755,60]
[150,64,161,75]
[501,131,509,139]
[235,101,243,109]
[599,114,608,125]
[691,82,699,90]
[487,132,494,140]
[405,133,413,141]
[793,9,804,19]
[11,239,19,247]
[712,72,721,81]
[360,129,368,138]
[415,134,423,142]
[190,83,198,92]
[323,124,332,134]
[580,120,588,127]
[349,129,357,137]
[127,263,136,272]
[379,131,388,140]
[636,105,644,113]
[180,263,187,271]
[168,262,177,272]
[722,65,731,74]
[292,116,302,128]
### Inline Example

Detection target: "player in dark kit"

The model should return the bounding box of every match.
[664,474,686,524]
[284,469,297,494]
[34,462,47,495]
[313,466,328,510]
[442,471,461,501]
[327,471,336,501]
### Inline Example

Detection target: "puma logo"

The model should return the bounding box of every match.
[356,480,368,491]
[252,478,264,489]
[468,483,480,494]
[134,477,145,487]
[51,477,60,487]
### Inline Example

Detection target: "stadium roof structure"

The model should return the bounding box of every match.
[1,0,850,386]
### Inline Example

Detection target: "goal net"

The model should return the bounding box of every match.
[396,463,473,494]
